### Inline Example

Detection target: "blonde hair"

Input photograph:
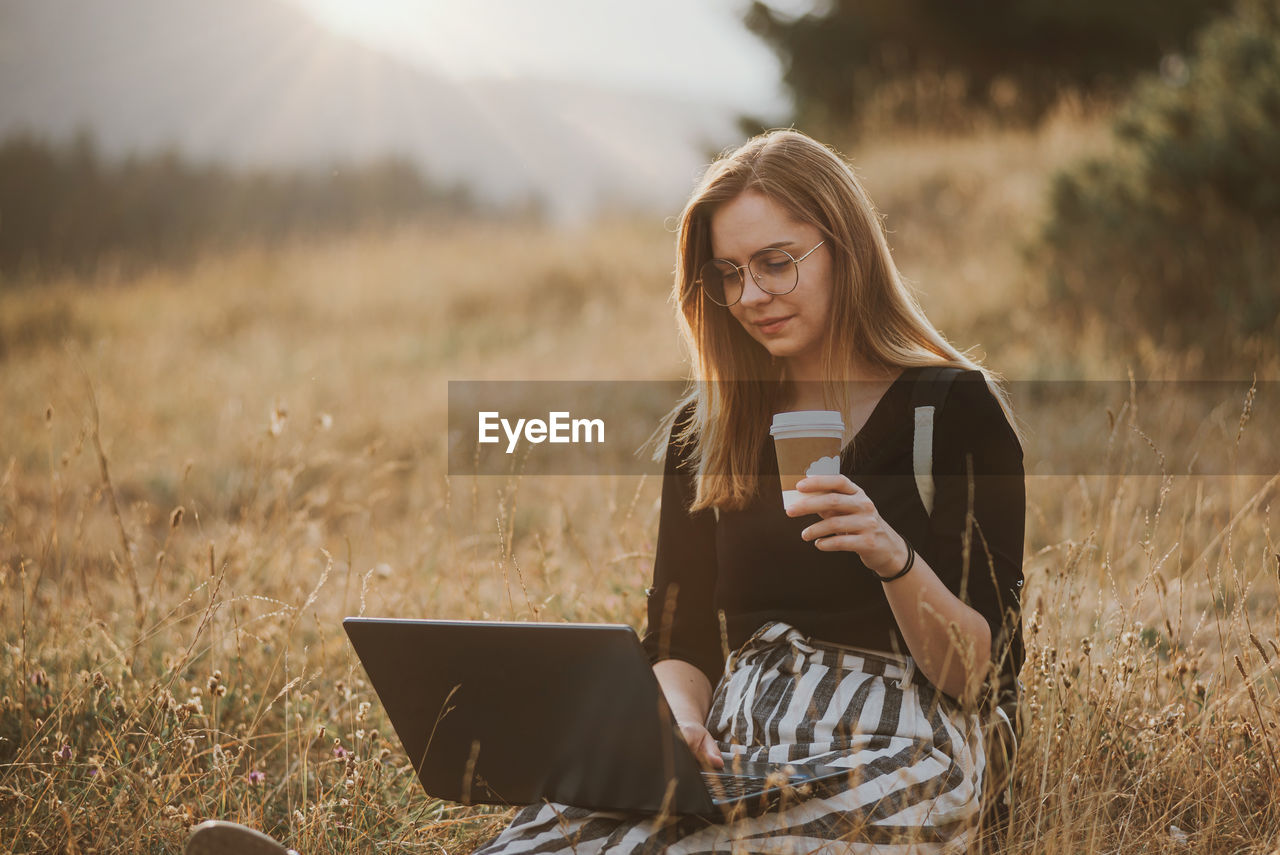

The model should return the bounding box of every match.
[658,128,1020,513]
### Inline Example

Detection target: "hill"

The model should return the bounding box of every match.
[0,0,740,220]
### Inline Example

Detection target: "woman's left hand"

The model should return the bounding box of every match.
[787,474,907,576]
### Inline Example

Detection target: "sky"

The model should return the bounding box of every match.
[285,0,798,115]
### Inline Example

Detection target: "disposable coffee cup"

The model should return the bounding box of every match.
[770,410,845,511]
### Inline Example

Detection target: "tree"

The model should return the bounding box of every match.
[745,0,1232,130]
[1039,0,1280,369]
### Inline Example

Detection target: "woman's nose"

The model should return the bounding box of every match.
[737,270,772,306]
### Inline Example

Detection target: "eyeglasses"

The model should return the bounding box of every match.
[696,240,825,307]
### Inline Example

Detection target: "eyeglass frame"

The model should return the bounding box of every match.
[696,240,826,307]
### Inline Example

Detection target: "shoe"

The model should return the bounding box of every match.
[185,820,298,855]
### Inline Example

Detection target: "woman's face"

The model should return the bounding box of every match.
[709,190,833,373]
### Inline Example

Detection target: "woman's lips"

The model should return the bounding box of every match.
[755,316,791,335]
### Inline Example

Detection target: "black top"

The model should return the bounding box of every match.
[640,366,1026,691]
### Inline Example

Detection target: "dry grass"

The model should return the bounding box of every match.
[2,116,1279,853]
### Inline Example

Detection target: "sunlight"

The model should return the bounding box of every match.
[287,0,486,75]
[283,0,787,111]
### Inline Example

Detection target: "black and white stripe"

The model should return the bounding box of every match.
[472,622,985,854]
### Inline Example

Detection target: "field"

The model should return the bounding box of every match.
[2,111,1280,853]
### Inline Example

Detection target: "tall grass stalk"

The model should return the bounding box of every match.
[2,122,1277,852]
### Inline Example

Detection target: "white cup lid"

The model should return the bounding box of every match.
[770,410,845,435]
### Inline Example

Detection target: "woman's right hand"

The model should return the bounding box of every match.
[675,720,724,770]
[653,659,724,770]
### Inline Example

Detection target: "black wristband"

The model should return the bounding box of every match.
[875,540,915,582]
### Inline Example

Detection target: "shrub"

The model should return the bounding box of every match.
[744,0,1230,131]
[0,132,479,283]
[1039,0,1280,370]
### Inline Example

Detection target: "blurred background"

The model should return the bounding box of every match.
[2,2,1279,853]
[2,0,1276,373]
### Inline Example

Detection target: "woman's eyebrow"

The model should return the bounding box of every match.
[715,239,798,261]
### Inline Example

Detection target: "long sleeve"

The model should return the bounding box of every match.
[926,371,1026,676]
[640,406,723,684]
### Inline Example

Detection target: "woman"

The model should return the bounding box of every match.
[186,129,1024,854]
[473,128,1025,853]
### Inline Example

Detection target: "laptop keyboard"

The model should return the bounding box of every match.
[701,771,770,799]
[701,762,808,803]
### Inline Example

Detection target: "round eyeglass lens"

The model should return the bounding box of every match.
[749,249,799,294]
[698,259,743,306]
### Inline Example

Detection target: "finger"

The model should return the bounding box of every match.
[802,518,864,541]
[790,490,865,519]
[700,732,724,769]
[796,475,859,494]
[813,533,861,551]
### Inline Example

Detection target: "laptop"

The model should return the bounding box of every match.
[343,618,850,817]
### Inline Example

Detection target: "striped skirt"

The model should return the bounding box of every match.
[471,622,986,854]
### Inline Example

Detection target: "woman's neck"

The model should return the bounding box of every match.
[778,353,890,391]
[781,355,897,404]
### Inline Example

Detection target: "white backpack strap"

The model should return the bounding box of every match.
[913,405,937,516]
[910,365,964,519]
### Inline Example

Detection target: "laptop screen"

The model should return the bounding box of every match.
[343,618,713,814]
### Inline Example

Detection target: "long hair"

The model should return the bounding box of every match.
[659,129,1020,512]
